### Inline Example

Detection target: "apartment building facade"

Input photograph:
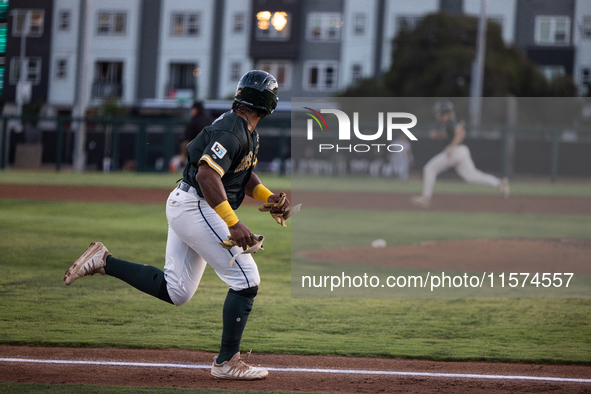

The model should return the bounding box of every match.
[574,0,591,95]
[3,0,589,113]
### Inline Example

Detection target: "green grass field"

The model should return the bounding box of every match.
[1,170,590,392]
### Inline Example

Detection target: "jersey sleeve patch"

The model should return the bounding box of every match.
[211,141,227,159]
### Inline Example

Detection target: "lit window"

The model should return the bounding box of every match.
[304,61,339,91]
[97,11,127,35]
[11,9,44,37]
[307,13,343,41]
[256,11,290,41]
[535,16,570,45]
[171,13,200,37]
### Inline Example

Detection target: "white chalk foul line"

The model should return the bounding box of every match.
[0,358,590,384]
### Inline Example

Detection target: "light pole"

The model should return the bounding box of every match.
[72,0,92,172]
[16,10,31,129]
[470,0,488,131]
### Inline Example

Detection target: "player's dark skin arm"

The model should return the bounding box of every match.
[196,163,255,250]
[245,173,290,214]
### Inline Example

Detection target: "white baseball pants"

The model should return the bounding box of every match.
[421,144,500,198]
[164,185,260,306]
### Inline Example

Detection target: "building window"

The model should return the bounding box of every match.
[169,63,197,90]
[58,10,70,31]
[535,16,570,45]
[97,11,127,36]
[582,67,591,85]
[171,13,200,37]
[93,61,123,98]
[395,15,422,36]
[351,63,363,84]
[11,9,44,37]
[304,61,339,91]
[256,11,290,41]
[540,65,565,81]
[56,59,67,79]
[257,60,292,90]
[233,13,245,33]
[9,57,42,85]
[353,14,366,36]
[307,13,342,41]
[230,62,241,81]
[583,17,591,39]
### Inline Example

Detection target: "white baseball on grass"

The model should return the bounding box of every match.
[371,239,387,248]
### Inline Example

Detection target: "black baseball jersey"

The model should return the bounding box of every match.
[182,111,260,209]
[438,118,458,148]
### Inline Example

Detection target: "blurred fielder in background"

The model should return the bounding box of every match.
[411,99,509,208]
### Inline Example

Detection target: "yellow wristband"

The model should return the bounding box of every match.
[252,184,274,203]
[213,200,239,227]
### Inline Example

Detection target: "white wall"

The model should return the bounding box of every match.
[381,0,439,72]
[85,0,142,105]
[48,0,81,106]
[219,0,252,100]
[463,0,517,45]
[340,0,378,89]
[574,0,591,94]
[156,0,216,100]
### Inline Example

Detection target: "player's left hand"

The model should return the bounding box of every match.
[267,193,290,215]
[259,192,296,228]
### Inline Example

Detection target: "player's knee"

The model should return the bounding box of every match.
[170,293,191,306]
[230,285,258,299]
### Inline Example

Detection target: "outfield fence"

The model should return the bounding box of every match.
[0,114,290,174]
[1,114,590,181]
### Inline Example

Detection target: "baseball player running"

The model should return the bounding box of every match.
[411,99,509,208]
[64,70,289,380]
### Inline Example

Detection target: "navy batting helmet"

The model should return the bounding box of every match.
[235,70,279,115]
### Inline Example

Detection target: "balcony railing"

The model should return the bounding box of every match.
[92,80,123,99]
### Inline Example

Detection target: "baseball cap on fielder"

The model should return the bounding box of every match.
[433,99,454,115]
[234,70,279,115]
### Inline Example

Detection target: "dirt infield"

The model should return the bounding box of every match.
[300,238,591,275]
[1,345,590,393]
[2,184,591,215]
[1,184,591,393]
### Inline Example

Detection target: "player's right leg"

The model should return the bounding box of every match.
[411,150,452,207]
[452,145,501,187]
[63,241,175,305]
[63,188,206,306]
